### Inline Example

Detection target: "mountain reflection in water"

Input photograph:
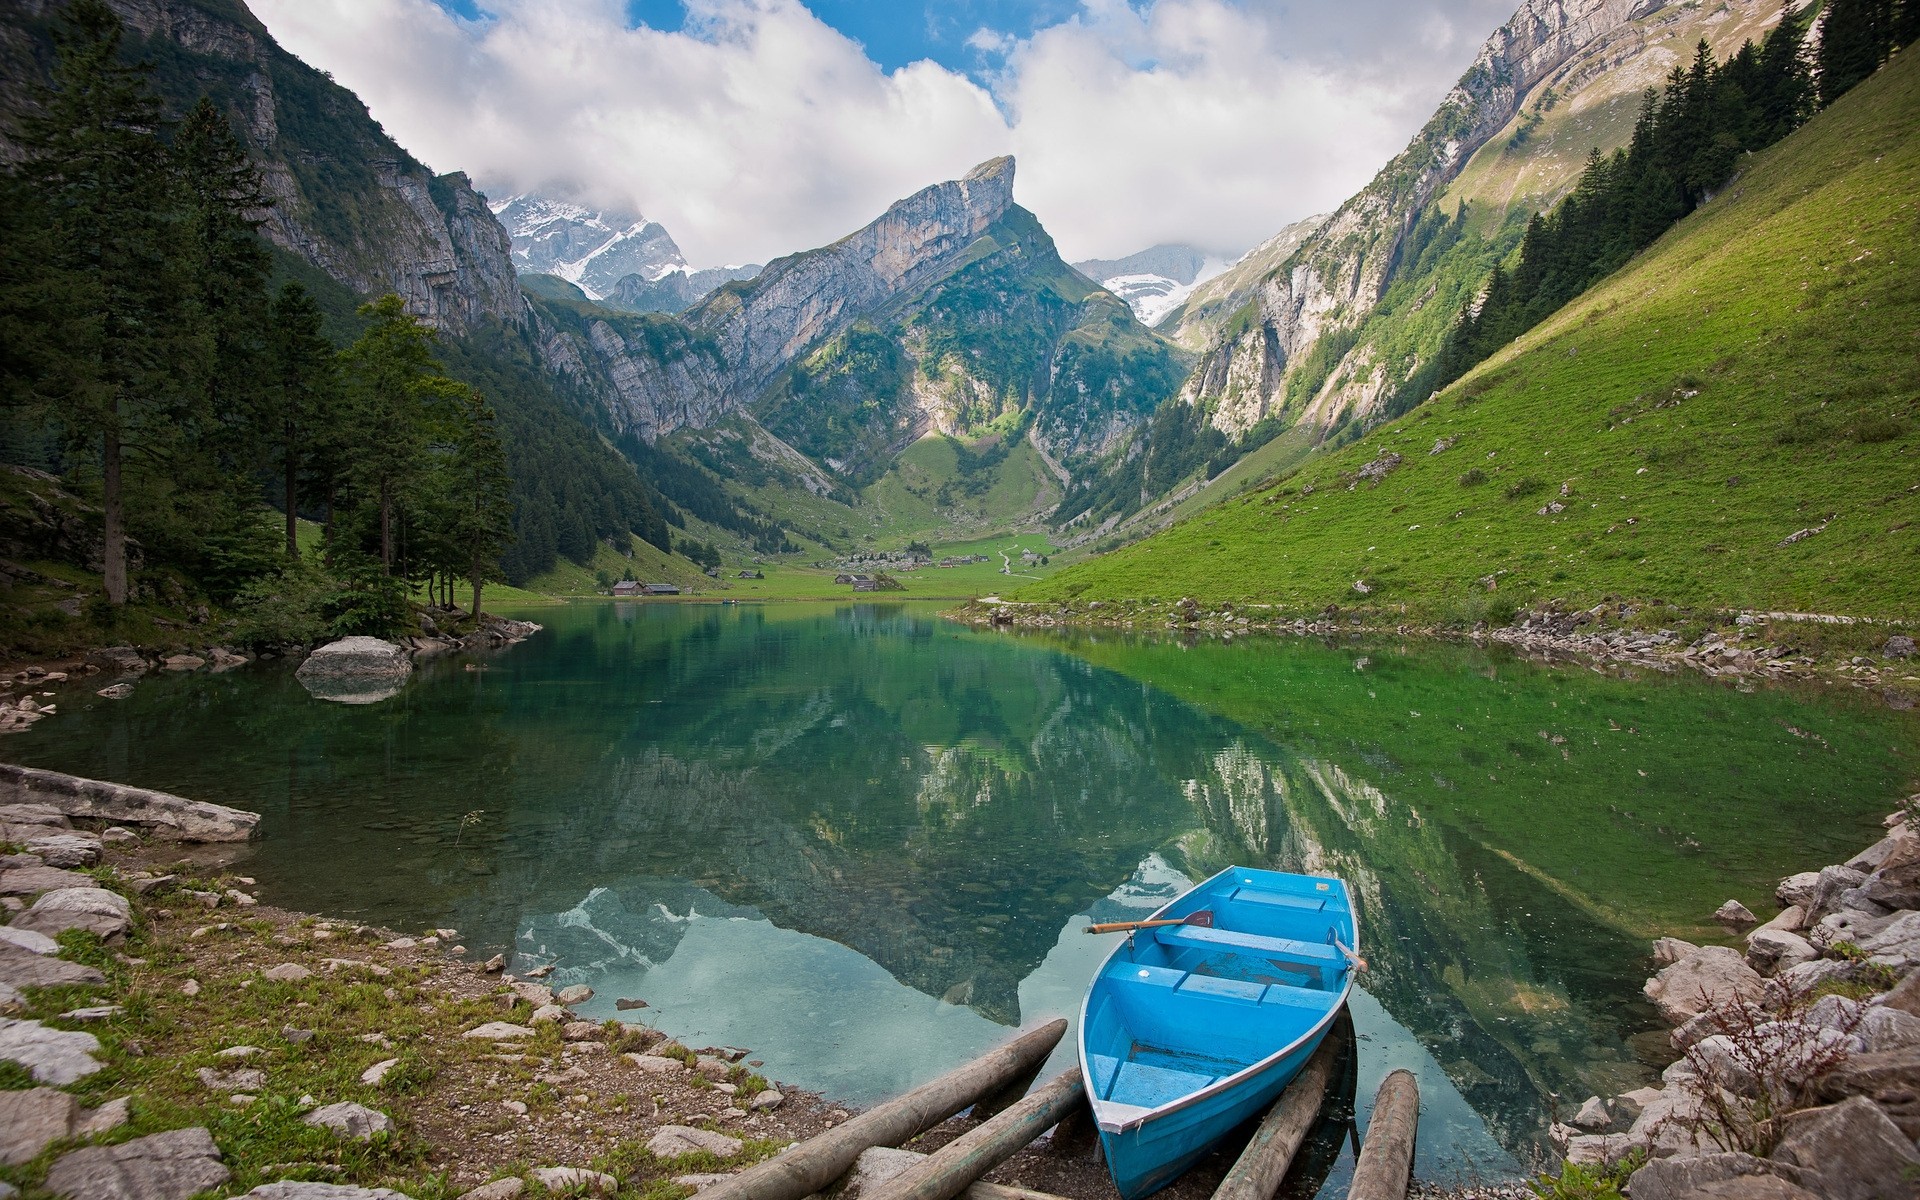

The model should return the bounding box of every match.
[12,601,1913,1185]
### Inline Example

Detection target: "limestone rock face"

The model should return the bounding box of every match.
[1626,1152,1806,1200]
[1746,928,1818,977]
[296,638,412,681]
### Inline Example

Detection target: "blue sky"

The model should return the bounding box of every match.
[433,0,1092,78]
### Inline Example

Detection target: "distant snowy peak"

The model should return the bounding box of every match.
[1072,244,1230,328]
[490,193,686,299]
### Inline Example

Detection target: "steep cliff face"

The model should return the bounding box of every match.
[691,156,1021,399]
[0,0,529,332]
[749,202,1186,485]
[1176,0,1690,436]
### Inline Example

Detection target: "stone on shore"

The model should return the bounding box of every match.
[456,1180,524,1200]
[1777,871,1822,909]
[1815,1045,1920,1138]
[263,963,312,982]
[303,1102,394,1140]
[1569,1096,1611,1130]
[0,865,93,895]
[1746,928,1818,977]
[1644,946,1765,1025]
[360,1058,399,1085]
[1877,967,1920,1017]
[197,1067,267,1092]
[24,833,102,868]
[0,1089,131,1165]
[673,1176,732,1192]
[1750,904,1807,936]
[0,925,60,956]
[623,1053,685,1074]
[554,984,592,1005]
[646,1126,742,1159]
[528,1169,616,1197]
[246,1185,413,1200]
[44,1127,229,1200]
[1713,899,1757,926]
[1626,1152,1807,1200]
[12,886,133,940]
[463,1022,535,1041]
[0,1016,104,1083]
[0,764,259,841]
[1651,937,1697,966]
[295,638,411,704]
[1770,1096,1918,1200]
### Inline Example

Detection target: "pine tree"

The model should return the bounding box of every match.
[1755,3,1816,142]
[174,97,274,456]
[13,0,189,605]
[442,389,514,616]
[264,283,340,559]
[1819,0,1895,105]
[1897,0,1920,48]
[341,294,462,571]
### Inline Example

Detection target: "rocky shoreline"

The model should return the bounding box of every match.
[958,598,1920,701]
[1534,797,1920,1198]
[1,616,543,735]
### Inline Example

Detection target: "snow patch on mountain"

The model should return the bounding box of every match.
[490,193,687,299]
[1072,244,1232,327]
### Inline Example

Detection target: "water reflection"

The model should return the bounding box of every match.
[11,601,1913,1184]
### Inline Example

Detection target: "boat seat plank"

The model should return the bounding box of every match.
[1228,886,1327,913]
[1259,984,1337,1011]
[1106,963,1188,989]
[1108,1060,1217,1108]
[1156,925,1344,964]
[1175,975,1267,1004]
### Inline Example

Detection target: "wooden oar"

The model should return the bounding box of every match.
[1083,910,1214,935]
[1333,938,1369,972]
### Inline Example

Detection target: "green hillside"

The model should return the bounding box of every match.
[1019,50,1920,623]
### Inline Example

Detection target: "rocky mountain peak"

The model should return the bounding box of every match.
[687,157,1022,396]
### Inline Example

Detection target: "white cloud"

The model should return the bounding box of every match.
[250,0,1520,266]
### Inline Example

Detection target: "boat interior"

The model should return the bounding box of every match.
[1085,875,1353,1112]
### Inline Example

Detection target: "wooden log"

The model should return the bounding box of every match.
[1210,1023,1346,1200]
[970,1052,1050,1120]
[866,1070,1086,1200]
[1347,1069,1419,1200]
[696,1020,1069,1200]
[838,1146,1075,1200]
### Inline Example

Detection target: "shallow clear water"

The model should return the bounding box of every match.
[13,601,1916,1190]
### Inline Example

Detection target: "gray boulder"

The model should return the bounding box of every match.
[1713,899,1757,926]
[1626,1152,1807,1200]
[0,926,58,955]
[1652,937,1699,965]
[527,1169,615,1197]
[0,1089,131,1165]
[24,834,102,868]
[0,865,93,895]
[0,765,259,842]
[1857,909,1920,968]
[1809,864,1868,919]
[1678,1180,1822,1200]
[1777,871,1822,909]
[296,636,412,680]
[44,1127,229,1200]
[1771,1096,1919,1200]
[645,1126,741,1158]
[12,887,133,941]
[1746,928,1817,977]
[1817,1044,1920,1139]
[1884,635,1917,659]
[302,1102,393,1140]
[246,1185,414,1200]
[1860,1005,1920,1052]
[0,1016,103,1083]
[1644,946,1765,1025]
[0,942,105,990]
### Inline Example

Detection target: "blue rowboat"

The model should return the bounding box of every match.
[1078,866,1358,1199]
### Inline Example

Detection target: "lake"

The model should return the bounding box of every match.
[12,601,1916,1192]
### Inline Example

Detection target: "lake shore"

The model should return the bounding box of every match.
[952,597,1920,702]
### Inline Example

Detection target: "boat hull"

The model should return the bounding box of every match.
[1095,1010,1338,1199]
[1078,865,1357,1200]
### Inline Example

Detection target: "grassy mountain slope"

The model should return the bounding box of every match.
[1019,50,1920,622]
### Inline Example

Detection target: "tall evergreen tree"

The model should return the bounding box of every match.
[264,282,340,559]
[13,0,189,605]
[174,97,274,457]
[342,294,462,571]
[441,389,514,616]
[1819,0,1896,105]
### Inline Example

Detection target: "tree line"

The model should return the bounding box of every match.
[0,1,516,635]
[1413,1,1916,405]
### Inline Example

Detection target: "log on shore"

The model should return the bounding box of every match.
[696,1019,1068,1200]
[1347,1069,1419,1200]
[867,1069,1085,1200]
[834,1147,1075,1200]
[1210,1020,1346,1200]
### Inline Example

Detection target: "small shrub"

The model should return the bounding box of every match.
[1505,476,1547,500]
[1527,1149,1643,1199]
[1850,416,1904,444]
[1670,982,1863,1155]
[1459,467,1488,486]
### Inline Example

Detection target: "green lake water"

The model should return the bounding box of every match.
[11,602,1917,1191]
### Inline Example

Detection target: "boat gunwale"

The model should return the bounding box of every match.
[1077,865,1357,1135]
